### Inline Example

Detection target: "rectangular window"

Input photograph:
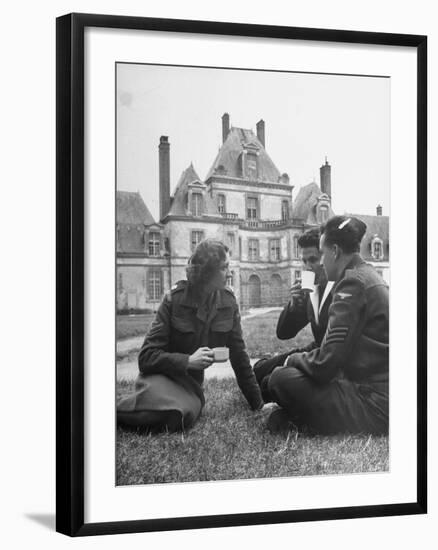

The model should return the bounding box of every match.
[148,270,162,300]
[217,194,226,214]
[191,193,203,216]
[270,239,281,261]
[294,270,301,282]
[281,200,289,221]
[148,231,160,256]
[248,239,259,261]
[247,197,258,220]
[191,230,204,252]
[293,235,299,258]
[227,232,235,255]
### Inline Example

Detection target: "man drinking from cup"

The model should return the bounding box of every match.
[253,227,334,399]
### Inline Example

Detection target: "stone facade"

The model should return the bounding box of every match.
[116,114,389,312]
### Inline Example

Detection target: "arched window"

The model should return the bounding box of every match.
[217,194,226,214]
[226,270,234,289]
[191,192,203,216]
[248,274,261,307]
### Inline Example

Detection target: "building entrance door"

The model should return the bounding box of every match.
[248,274,261,307]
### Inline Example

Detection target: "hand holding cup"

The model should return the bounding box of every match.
[188,347,214,370]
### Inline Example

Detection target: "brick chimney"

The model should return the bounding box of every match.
[159,136,170,220]
[376,204,383,216]
[222,113,230,143]
[320,157,331,198]
[256,119,265,147]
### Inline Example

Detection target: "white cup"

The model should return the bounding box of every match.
[212,347,229,362]
[301,270,315,291]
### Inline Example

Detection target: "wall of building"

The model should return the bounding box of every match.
[117,258,170,312]
[210,180,292,220]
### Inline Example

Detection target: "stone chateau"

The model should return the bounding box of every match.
[117,113,389,312]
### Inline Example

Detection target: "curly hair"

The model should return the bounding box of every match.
[186,239,229,288]
[321,215,367,254]
[297,227,321,249]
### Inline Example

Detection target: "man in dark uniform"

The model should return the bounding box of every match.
[254,228,334,399]
[265,216,389,435]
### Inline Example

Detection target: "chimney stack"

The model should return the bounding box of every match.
[320,157,331,198]
[256,119,265,147]
[222,113,230,143]
[159,136,170,220]
[376,204,382,216]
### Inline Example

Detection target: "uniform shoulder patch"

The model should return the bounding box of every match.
[336,292,353,300]
[170,280,187,293]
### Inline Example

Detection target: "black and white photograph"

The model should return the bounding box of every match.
[115,62,390,485]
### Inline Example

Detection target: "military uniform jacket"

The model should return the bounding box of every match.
[138,281,263,411]
[276,282,333,350]
[287,255,389,385]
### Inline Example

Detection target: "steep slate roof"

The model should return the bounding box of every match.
[117,191,155,225]
[169,163,218,217]
[205,127,282,183]
[346,213,390,261]
[293,182,335,224]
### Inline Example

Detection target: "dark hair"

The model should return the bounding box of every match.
[321,215,367,254]
[186,239,229,287]
[297,227,321,249]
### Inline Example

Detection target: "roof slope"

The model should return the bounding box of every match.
[293,182,335,224]
[205,127,282,183]
[168,164,218,217]
[116,191,155,225]
[346,213,389,261]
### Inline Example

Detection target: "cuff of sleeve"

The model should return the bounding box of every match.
[170,353,190,373]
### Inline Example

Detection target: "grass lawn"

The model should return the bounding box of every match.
[117,377,389,485]
[117,313,156,340]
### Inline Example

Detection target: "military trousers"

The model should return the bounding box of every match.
[265,365,388,435]
[117,373,203,433]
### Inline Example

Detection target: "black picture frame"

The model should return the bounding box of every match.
[56,12,427,537]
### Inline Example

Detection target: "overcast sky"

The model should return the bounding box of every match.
[117,63,390,220]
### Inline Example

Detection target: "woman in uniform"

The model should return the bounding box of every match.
[117,239,265,432]
[265,215,389,435]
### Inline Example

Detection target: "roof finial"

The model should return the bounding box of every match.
[325,155,328,165]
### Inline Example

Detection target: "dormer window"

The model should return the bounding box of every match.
[148,231,160,256]
[246,154,258,180]
[319,205,329,223]
[371,236,384,260]
[191,192,203,216]
[217,194,226,214]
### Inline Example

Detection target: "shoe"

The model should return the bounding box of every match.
[267,407,296,435]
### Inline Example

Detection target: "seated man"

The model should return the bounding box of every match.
[265,216,389,435]
[254,228,334,399]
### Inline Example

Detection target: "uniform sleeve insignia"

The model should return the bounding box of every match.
[336,292,353,299]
